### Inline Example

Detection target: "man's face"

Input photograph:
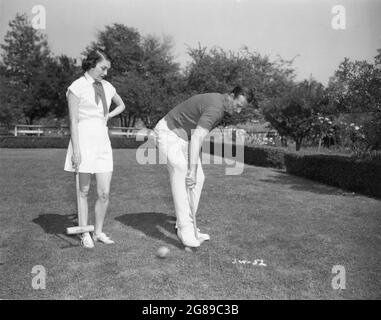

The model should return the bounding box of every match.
[232,94,248,113]
[91,59,111,81]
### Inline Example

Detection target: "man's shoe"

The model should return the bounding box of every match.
[177,226,200,247]
[197,228,210,241]
[80,232,94,248]
[92,232,115,244]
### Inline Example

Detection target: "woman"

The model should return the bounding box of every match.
[64,50,125,248]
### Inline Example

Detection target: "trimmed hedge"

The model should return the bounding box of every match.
[284,153,381,198]
[209,141,381,198]
[0,136,146,149]
[244,145,285,169]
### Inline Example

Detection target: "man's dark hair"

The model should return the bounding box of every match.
[231,86,255,104]
[81,50,110,71]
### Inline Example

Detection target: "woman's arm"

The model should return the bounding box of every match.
[108,93,125,120]
[67,91,81,170]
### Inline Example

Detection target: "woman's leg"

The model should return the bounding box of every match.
[78,173,91,227]
[94,172,113,235]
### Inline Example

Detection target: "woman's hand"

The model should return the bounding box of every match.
[71,150,81,172]
[185,169,197,189]
[105,113,111,125]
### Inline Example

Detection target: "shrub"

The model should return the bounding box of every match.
[284,153,381,198]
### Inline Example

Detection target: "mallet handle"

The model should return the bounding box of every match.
[188,188,199,239]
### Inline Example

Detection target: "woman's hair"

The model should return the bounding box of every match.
[81,50,110,71]
[230,86,255,104]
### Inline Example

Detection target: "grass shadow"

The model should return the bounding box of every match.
[32,213,81,249]
[115,212,183,249]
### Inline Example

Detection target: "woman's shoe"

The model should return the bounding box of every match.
[92,232,115,244]
[80,232,95,248]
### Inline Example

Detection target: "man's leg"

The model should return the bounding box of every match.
[156,127,199,246]
[189,162,210,241]
[166,140,193,229]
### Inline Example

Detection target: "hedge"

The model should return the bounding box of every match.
[243,145,285,169]
[284,153,381,198]
[0,136,146,149]
[208,141,381,198]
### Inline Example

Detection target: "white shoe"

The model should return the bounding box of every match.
[197,228,210,241]
[176,225,210,242]
[80,232,94,248]
[92,232,115,244]
[177,226,200,247]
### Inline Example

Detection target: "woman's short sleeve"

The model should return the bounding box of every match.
[66,79,83,98]
[103,81,117,98]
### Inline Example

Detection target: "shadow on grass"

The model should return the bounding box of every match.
[260,170,349,196]
[32,213,81,249]
[115,212,183,249]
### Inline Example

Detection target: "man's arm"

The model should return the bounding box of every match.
[186,125,209,188]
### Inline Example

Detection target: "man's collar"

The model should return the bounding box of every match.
[84,72,95,84]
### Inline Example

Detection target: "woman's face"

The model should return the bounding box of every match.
[89,59,111,81]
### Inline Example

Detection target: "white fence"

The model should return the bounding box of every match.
[108,127,149,138]
[10,125,277,145]
[12,125,146,138]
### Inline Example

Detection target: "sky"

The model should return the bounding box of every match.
[1,0,380,85]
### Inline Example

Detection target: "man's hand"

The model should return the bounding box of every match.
[185,169,197,189]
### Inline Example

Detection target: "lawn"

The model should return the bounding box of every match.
[0,149,380,299]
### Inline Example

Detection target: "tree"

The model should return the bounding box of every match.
[0,74,23,127]
[184,45,295,125]
[43,55,80,120]
[83,23,144,78]
[263,80,328,151]
[327,58,380,114]
[84,25,183,128]
[0,13,53,124]
[112,35,184,128]
[327,51,381,151]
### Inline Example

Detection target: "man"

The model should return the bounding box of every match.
[153,86,253,247]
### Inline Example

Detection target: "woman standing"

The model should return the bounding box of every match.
[64,50,125,248]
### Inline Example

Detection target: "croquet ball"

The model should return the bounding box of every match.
[157,246,170,258]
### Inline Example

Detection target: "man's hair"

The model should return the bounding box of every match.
[81,50,110,71]
[230,86,255,104]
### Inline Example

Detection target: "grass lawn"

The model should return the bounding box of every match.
[0,148,380,299]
